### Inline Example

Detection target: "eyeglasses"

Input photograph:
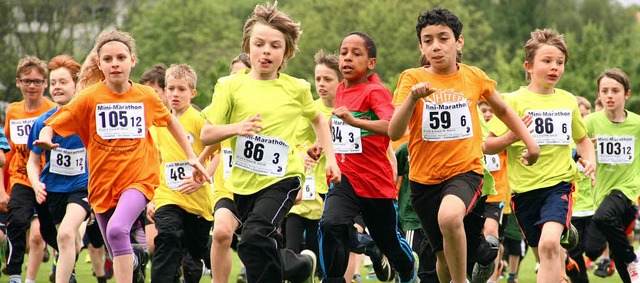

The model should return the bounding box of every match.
[19,79,46,86]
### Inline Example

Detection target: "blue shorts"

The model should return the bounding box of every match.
[511,182,573,247]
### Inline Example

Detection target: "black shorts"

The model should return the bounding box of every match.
[214,197,240,221]
[410,171,484,252]
[46,190,91,224]
[512,182,573,247]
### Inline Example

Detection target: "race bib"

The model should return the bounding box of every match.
[234,135,289,177]
[49,147,86,176]
[484,154,500,172]
[331,117,362,154]
[10,117,37,145]
[596,136,634,164]
[95,103,146,139]
[164,161,194,190]
[302,175,315,200]
[422,101,472,141]
[222,147,233,180]
[526,110,572,145]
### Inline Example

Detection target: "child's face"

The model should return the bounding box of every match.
[230,62,249,75]
[478,103,494,122]
[598,76,629,112]
[143,81,169,108]
[339,35,375,84]
[16,69,47,100]
[248,23,285,80]
[524,44,565,91]
[97,41,136,87]
[578,104,591,118]
[315,64,339,100]
[49,68,77,105]
[419,24,463,75]
[165,76,196,113]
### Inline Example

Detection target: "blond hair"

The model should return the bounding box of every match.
[165,64,197,90]
[76,48,103,91]
[523,29,568,81]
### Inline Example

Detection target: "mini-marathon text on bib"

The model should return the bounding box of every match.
[96,103,145,139]
[164,161,194,190]
[596,136,634,164]
[422,100,472,141]
[526,110,572,145]
[234,134,289,177]
[222,148,233,180]
[484,154,500,172]
[10,117,37,145]
[331,117,362,154]
[49,147,86,176]
[302,175,315,200]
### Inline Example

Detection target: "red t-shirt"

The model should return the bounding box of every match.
[334,74,395,198]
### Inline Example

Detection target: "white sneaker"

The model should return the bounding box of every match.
[627,258,640,283]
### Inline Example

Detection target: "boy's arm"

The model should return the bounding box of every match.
[200,114,263,145]
[0,169,7,207]
[310,112,341,183]
[386,143,398,181]
[26,151,46,204]
[166,116,211,184]
[575,134,596,185]
[486,93,540,165]
[33,126,60,150]
[389,82,435,141]
[332,106,390,137]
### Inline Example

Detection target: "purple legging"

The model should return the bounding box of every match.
[95,189,148,257]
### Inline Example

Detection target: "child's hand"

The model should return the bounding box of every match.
[325,161,341,184]
[410,82,436,101]
[0,191,8,208]
[33,140,60,150]
[307,143,323,161]
[236,114,263,136]
[303,154,318,171]
[579,158,596,186]
[177,175,204,195]
[520,144,540,166]
[146,201,156,223]
[188,158,212,184]
[32,181,47,204]
[332,107,356,126]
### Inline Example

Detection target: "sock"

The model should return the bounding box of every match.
[25,279,36,283]
[9,275,21,283]
[97,276,107,283]
[508,273,518,280]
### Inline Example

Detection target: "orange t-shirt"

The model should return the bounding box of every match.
[392,64,496,185]
[486,150,509,203]
[45,81,171,213]
[4,98,57,191]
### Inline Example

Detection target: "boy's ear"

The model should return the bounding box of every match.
[368,57,376,71]
[523,61,532,72]
[191,88,197,99]
[456,35,464,52]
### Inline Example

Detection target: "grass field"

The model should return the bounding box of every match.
[9,247,621,282]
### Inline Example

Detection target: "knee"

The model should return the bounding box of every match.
[105,223,131,244]
[536,238,561,258]
[212,226,234,247]
[56,228,76,247]
[438,211,463,234]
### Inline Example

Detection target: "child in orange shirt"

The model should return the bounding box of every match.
[33,30,208,283]
[5,55,58,283]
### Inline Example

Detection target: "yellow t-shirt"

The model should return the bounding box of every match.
[154,106,213,220]
[289,99,332,220]
[487,87,586,193]
[201,70,317,195]
[212,139,234,205]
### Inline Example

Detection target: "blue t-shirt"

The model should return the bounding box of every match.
[0,131,10,153]
[27,108,88,193]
